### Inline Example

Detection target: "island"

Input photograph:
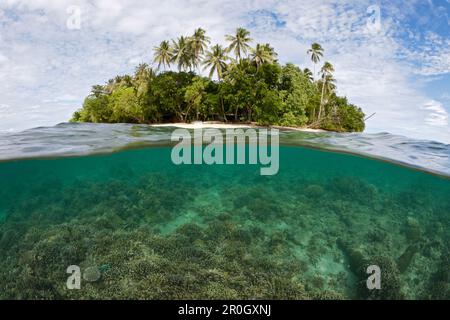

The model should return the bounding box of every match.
[71,27,365,133]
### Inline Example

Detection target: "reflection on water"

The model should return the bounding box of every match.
[1,123,449,176]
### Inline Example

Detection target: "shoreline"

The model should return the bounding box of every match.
[152,121,327,133]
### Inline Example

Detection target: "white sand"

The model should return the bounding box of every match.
[152,121,326,133]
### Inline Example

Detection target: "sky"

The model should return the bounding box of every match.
[0,0,449,143]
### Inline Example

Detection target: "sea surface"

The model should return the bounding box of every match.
[0,123,448,299]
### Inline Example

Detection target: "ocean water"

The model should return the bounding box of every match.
[0,123,449,299]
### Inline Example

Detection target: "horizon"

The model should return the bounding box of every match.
[0,1,449,143]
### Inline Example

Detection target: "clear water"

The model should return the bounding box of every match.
[0,124,448,299]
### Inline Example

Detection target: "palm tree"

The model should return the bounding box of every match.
[324,75,336,94]
[189,28,210,71]
[153,41,172,71]
[318,74,336,105]
[90,85,106,97]
[203,44,228,80]
[105,79,115,94]
[133,63,154,95]
[134,63,151,80]
[303,68,314,82]
[110,75,133,89]
[264,44,277,61]
[225,27,252,61]
[121,75,133,87]
[250,43,277,69]
[307,43,324,81]
[318,61,335,121]
[203,44,229,122]
[171,36,193,71]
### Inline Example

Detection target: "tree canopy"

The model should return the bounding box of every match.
[71,27,365,132]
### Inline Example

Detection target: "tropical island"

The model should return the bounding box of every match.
[71,28,365,132]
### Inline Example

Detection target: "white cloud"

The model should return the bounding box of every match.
[400,32,450,76]
[421,100,449,126]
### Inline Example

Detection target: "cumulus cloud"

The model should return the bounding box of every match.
[422,100,449,126]
[400,32,450,76]
[0,0,449,142]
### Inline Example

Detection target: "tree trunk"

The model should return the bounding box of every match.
[220,96,227,122]
[313,64,316,82]
[178,105,185,122]
[318,76,326,122]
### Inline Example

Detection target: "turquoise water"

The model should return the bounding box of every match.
[0,123,449,299]
[0,142,449,300]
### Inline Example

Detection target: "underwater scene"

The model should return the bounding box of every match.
[0,124,449,300]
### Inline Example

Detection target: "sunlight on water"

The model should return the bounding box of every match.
[0,146,448,299]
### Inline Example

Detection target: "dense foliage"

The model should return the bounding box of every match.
[71,28,365,132]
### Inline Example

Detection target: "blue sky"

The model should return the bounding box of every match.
[0,0,449,142]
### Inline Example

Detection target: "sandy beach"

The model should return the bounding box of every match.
[152,122,326,133]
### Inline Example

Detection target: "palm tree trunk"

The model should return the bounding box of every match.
[217,74,227,123]
[221,97,227,122]
[318,76,326,122]
[178,105,185,122]
[313,64,316,82]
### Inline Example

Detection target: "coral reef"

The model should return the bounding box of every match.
[397,244,420,273]
[362,256,404,300]
[405,217,422,242]
[0,146,449,300]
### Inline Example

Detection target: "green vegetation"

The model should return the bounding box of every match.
[71,28,365,132]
